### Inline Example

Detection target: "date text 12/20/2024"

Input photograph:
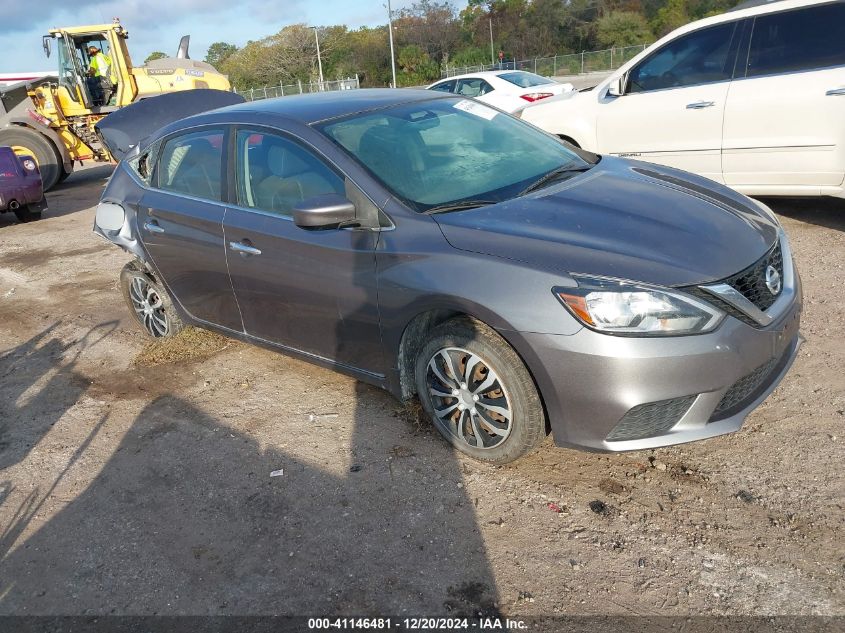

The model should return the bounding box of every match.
[308,618,527,630]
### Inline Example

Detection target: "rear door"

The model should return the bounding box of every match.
[595,20,741,182]
[139,126,243,332]
[722,1,845,189]
[223,127,383,375]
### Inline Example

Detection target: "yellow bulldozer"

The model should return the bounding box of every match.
[0,20,231,190]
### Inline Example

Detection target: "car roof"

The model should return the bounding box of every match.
[211,88,446,125]
[666,0,832,33]
[432,70,540,83]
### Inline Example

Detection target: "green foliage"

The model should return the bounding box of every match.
[596,12,653,48]
[144,51,167,63]
[396,44,440,86]
[651,0,692,37]
[205,42,239,69]
[220,0,743,90]
[449,46,491,67]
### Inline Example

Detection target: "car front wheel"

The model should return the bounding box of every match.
[120,261,184,338]
[415,317,547,463]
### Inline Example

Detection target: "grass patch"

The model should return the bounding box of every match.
[134,327,231,367]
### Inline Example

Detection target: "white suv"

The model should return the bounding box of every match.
[520,0,845,199]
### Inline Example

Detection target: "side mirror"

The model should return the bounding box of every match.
[293,193,357,229]
[607,75,625,97]
[42,35,52,58]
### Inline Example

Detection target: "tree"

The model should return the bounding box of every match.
[651,0,692,36]
[205,42,239,68]
[396,45,440,86]
[596,11,653,48]
[144,51,167,63]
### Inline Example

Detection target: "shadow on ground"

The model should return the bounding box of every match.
[760,196,845,232]
[0,323,500,615]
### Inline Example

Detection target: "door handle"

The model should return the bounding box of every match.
[143,221,165,234]
[686,101,715,109]
[826,87,845,96]
[229,241,262,256]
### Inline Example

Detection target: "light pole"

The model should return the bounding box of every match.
[386,0,397,88]
[310,26,324,86]
[489,18,494,66]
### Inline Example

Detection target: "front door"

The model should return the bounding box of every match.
[723,2,845,189]
[139,126,243,332]
[223,128,383,376]
[596,19,741,182]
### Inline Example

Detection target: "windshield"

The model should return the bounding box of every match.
[318,97,589,212]
[497,71,555,88]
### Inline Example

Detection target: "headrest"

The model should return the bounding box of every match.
[266,143,309,177]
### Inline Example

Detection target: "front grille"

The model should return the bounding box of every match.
[684,287,759,327]
[723,241,783,311]
[712,357,779,419]
[606,395,696,442]
[682,240,784,327]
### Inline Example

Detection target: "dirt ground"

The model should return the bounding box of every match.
[0,165,843,619]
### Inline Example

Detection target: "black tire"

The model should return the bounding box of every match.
[0,127,61,191]
[415,317,547,464]
[57,168,71,183]
[120,261,184,338]
[13,206,42,223]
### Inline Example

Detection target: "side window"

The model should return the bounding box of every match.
[746,3,845,78]
[157,128,225,201]
[456,78,494,97]
[236,130,345,216]
[628,22,737,93]
[430,80,456,93]
[127,139,161,186]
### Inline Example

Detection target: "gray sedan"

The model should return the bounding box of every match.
[93,89,802,463]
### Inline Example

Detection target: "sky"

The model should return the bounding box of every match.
[0,0,469,73]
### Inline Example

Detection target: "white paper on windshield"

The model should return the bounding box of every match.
[453,99,498,120]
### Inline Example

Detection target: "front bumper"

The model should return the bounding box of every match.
[506,274,802,452]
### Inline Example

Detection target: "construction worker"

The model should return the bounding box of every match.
[87,45,115,106]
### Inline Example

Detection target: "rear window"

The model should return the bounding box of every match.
[0,152,19,179]
[497,71,554,88]
[746,2,845,77]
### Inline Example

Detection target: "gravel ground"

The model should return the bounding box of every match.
[0,166,843,618]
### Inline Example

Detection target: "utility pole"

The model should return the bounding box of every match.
[311,26,324,85]
[386,0,397,88]
[489,18,494,65]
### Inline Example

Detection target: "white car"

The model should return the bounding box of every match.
[427,70,574,113]
[520,0,845,199]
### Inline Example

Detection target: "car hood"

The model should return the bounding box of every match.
[95,89,244,161]
[432,157,779,287]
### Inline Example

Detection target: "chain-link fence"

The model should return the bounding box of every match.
[235,76,360,101]
[442,44,648,78]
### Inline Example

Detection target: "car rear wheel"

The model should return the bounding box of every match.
[120,261,184,338]
[0,127,60,191]
[13,205,42,223]
[415,317,547,463]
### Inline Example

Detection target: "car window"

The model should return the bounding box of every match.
[456,78,494,97]
[429,80,456,93]
[498,71,554,88]
[628,22,738,93]
[745,3,845,78]
[235,129,345,217]
[318,98,588,212]
[157,128,225,201]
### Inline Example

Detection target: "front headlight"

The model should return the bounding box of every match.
[554,276,724,336]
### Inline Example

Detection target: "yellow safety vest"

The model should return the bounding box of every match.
[91,52,115,82]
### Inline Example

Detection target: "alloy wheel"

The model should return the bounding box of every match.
[425,347,513,449]
[129,276,169,337]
